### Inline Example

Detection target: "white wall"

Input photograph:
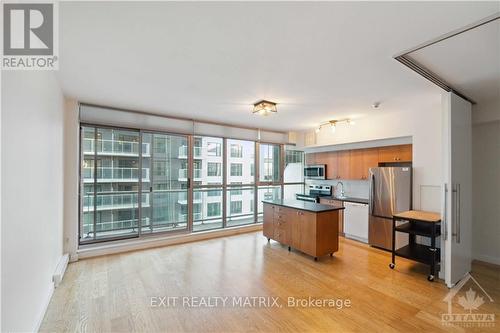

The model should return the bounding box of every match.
[63,99,80,262]
[472,120,500,265]
[296,104,443,212]
[1,71,65,332]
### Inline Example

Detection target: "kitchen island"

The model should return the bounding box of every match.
[263,200,344,260]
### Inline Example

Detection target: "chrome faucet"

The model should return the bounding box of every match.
[336,181,345,198]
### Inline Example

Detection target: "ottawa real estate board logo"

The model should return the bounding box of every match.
[442,273,495,328]
[2,2,58,70]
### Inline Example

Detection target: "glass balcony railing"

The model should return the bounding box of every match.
[178,146,202,158]
[83,167,150,182]
[177,191,202,203]
[82,192,149,210]
[178,169,202,179]
[83,138,150,156]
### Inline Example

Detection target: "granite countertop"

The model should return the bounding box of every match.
[322,196,369,205]
[262,199,345,213]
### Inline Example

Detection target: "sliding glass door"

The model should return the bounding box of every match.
[80,126,189,243]
[81,126,142,242]
[140,132,189,234]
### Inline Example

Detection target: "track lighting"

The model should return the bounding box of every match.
[314,118,355,134]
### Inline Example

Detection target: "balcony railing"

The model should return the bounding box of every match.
[82,192,149,210]
[178,146,202,158]
[178,169,202,179]
[83,167,150,182]
[177,191,202,203]
[83,138,150,156]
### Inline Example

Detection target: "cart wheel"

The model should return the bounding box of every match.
[314,257,318,261]
[288,246,291,252]
[267,238,270,242]
[427,275,434,282]
[389,263,395,269]
[330,253,333,257]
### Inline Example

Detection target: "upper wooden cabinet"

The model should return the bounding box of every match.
[378,144,412,163]
[349,148,378,180]
[305,144,412,180]
[337,151,350,179]
[325,152,338,180]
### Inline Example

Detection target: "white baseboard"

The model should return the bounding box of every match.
[52,254,69,287]
[78,224,263,259]
[473,254,500,266]
[33,283,55,333]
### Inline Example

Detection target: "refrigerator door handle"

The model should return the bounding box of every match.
[369,174,375,214]
[452,184,458,241]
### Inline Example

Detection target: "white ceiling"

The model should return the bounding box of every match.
[409,17,499,123]
[57,1,499,132]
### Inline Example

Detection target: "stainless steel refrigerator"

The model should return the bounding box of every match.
[368,167,412,250]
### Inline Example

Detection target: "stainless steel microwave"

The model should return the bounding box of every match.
[304,165,326,180]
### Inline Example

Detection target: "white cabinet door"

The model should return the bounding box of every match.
[442,92,472,287]
[344,202,369,243]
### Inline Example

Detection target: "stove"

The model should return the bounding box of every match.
[296,184,332,203]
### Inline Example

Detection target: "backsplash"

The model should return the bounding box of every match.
[305,179,370,199]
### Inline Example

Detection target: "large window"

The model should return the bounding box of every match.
[80,127,303,244]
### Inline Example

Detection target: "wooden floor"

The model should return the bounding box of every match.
[41,232,500,332]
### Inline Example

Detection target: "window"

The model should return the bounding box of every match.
[230,163,243,176]
[259,144,280,182]
[230,144,242,158]
[207,162,221,177]
[207,202,221,217]
[226,186,254,227]
[196,136,223,185]
[207,142,221,156]
[226,139,254,184]
[284,146,304,183]
[230,201,242,214]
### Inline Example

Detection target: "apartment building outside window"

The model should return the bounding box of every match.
[230,201,242,214]
[207,142,221,156]
[230,163,243,176]
[230,144,242,158]
[207,202,221,217]
[207,162,221,176]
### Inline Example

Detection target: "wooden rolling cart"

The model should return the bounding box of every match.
[389,210,441,281]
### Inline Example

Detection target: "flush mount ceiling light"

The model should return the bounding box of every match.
[315,118,355,134]
[253,100,277,116]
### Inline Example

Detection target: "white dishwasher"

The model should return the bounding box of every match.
[343,202,369,243]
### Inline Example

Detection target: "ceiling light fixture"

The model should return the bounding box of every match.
[372,102,381,109]
[330,121,337,133]
[315,118,356,134]
[253,100,277,116]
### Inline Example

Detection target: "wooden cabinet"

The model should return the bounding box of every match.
[378,144,412,163]
[337,150,351,179]
[350,148,379,180]
[263,203,340,259]
[325,152,338,180]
